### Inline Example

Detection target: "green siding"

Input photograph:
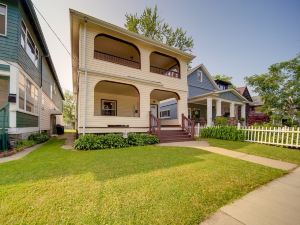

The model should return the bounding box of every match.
[0,0,20,63]
[16,111,38,127]
[0,64,10,72]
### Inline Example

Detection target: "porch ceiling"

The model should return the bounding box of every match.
[94,81,139,97]
[150,90,179,101]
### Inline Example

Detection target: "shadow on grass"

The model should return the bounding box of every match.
[0,139,211,186]
[205,138,253,150]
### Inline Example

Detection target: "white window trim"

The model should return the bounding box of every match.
[20,19,39,68]
[197,70,203,82]
[0,3,7,37]
[101,99,117,116]
[160,109,171,119]
[18,72,39,116]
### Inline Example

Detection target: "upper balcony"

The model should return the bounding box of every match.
[150,52,180,79]
[93,34,181,78]
[94,34,141,69]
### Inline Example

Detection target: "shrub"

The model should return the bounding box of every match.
[127,133,159,146]
[28,133,49,144]
[15,140,36,152]
[103,134,128,149]
[201,126,245,141]
[74,133,159,150]
[214,117,228,126]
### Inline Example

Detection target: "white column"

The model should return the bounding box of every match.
[230,102,235,118]
[207,97,213,126]
[216,99,222,117]
[9,66,18,129]
[241,104,246,119]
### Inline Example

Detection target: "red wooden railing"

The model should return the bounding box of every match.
[150,66,181,78]
[182,114,195,139]
[149,111,161,138]
[94,50,141,69]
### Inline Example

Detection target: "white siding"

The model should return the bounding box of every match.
[77,23,189,133]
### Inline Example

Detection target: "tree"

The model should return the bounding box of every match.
[125,5,194,53]
[63,91,76,129]
[213,74,232,83]
[245,55,300,125]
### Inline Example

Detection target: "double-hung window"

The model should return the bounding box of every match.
[101,100,117,116]
[160,109,170,118]
[20,20,39,67]
[19,73,38,114]
[0,4,7,36]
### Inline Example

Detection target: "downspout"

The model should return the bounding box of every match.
[39,55,43,134]
[83,18,88,135]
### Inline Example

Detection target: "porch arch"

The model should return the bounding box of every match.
[150,89,180,119]
[94,81,140,117]
[94,34,141,69]
[150,52,181,78]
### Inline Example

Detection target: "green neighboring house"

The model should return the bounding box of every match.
[0,0,64,147]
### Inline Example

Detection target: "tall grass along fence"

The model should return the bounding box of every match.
[240,126,300,148]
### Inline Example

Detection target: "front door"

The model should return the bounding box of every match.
[150,104,158,118]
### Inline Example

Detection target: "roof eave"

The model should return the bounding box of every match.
[69,9,195,61]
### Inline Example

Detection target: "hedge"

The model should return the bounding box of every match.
[200,126,245,141]
[74,133,159,150]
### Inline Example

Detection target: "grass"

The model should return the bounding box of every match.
[0,139,284,225]
[206,138,300,165]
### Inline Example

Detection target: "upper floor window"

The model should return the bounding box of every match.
[0,4,7,36]
[94,34,141,69]
[150,52,180,78]
[18,73,38,114]
[197,70,203,82]
[21,21,39,67]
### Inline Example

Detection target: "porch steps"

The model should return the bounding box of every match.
[159,129,193,143]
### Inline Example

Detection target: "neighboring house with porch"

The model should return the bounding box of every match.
[0,0,64,148]
[160,64,249,126]
[70,9,195,142]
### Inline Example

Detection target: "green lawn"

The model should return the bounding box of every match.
[206,138,300,165]
[0,139,284,225]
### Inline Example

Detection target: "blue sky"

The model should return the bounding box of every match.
[33,0,300,92]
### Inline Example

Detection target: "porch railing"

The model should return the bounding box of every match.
[150,66,181,78]
[182,114,195,139]
[94,50,141,69]
[0,103,9,151]
[149,111,161,138]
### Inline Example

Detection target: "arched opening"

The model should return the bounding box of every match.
[150,89,180,120]
[94,34,141,69]
[150,52,180,78]
[94,81,140,117]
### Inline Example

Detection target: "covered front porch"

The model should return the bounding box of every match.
[188,92,247,126]
[79,78,187,134]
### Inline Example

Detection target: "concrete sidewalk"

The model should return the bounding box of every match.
[201,167,300,225]
[0,143,43,164]
[158,141,297,171]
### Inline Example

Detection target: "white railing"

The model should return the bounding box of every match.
[240,126,300,148]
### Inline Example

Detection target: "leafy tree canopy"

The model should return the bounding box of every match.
[213,74,232,83]
[125,5,194,53]
[245,54,300,124]
[63,90,76,128]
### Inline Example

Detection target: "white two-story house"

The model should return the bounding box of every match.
[70,9,195,142]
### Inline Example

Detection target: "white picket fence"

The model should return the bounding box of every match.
[194,123,300,148]
[240,126,300,148]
